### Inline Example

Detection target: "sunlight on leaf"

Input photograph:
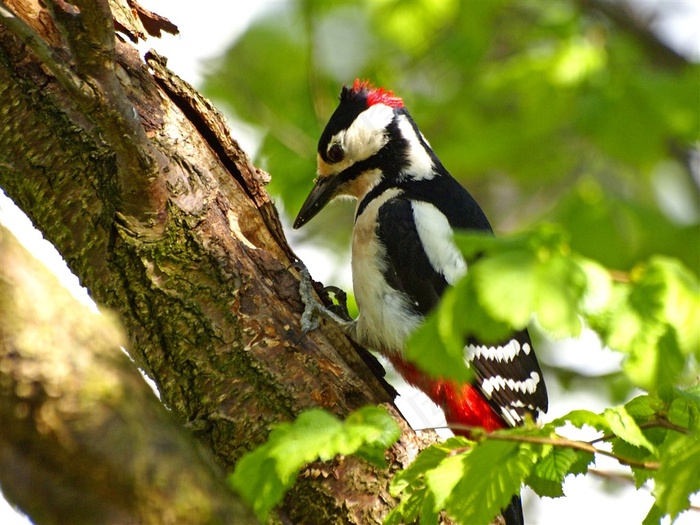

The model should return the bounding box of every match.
[527,446,593,498]
[653,433,700,520]
[229,406,400,521]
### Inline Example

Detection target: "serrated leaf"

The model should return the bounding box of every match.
[622,324,685,392]
[425,453,468,511]
[642,503,665,525]
[667,387,700,432]
[603,406,656,453]
[653,433,700,520]
[390,436,471,496]
[229,406,400,521]
[642,257,700,358]
[552,409,609,434]
[527,446,591,498]
[389,437,471,525]
[385,485,428,525]
[611,438,658,488]
[444,439,546,525]
[599,257,699,391]
[624,394,663,420]
[532,251,587,336]
[405,297,474,383]
[576,255,613,314]
[452,274,514,345]
[569,448,595,476]
[465,227,587,338]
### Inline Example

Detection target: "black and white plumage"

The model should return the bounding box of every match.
[294,80,548,525]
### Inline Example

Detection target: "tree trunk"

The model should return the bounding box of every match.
[0,0,437,523]
[1,224,257,524]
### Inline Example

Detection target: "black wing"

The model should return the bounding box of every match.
[377,197,447,316]
[377,192,548,426]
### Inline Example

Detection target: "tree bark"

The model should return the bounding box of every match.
[0,224,257,524]
[0,0,436,523]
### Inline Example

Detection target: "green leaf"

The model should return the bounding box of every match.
[602,406,655,453]
[457,226,588,338]
[643,257,700,358]
[624,394,663,420]
[229,407,400,521]
[470,248,539,329]
[390,436,471,496]
[653,433,700,520]
[641,503,665,525]
[405,306,473,383]
[385,485,437,525]
[552,409,609,434]
[527,446,593,498]
[667,387,700,432]
[451,273,514,345]
[425,453,468,511]
[576,256,613,314]
[444,439,546,525]
[388,437,470,525]
[592,257,700,391]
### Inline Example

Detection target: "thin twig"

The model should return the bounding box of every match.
[588,467,636,484]
[589,417,689,445]
[436,423,661,471]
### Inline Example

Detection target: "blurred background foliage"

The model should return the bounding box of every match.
[199,2,700,520]
[202,0,699,280]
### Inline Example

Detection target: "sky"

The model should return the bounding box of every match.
[1,1,699,524]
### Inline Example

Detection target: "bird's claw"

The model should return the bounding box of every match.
[295,263,351,343]
[322,285,352,322]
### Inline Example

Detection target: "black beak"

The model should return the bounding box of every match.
[293,176,343,229]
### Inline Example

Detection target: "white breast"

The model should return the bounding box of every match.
[351,188,422,354]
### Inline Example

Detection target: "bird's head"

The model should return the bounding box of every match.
[294,79,434,229]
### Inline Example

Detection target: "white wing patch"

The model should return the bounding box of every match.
[480,372,541,399]
[411,201,467,285]
[500,407,522,427]
[466,340,531,364]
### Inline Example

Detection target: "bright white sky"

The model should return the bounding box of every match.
[1,1,698,524]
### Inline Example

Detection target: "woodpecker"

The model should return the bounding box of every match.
[293,80,548,525]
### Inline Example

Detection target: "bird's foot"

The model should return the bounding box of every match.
[321,285,352,322]
[295,262,351,342]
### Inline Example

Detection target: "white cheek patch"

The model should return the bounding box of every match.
[341,103,394,163]
[411,201,467,285]
[396,114,435,179]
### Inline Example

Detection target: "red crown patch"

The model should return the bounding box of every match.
[352,79,404,108]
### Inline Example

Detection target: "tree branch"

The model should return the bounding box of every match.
[0,225,257,524]
[51,0,168,228]
[2,0,168,229]
[0,0,93,102]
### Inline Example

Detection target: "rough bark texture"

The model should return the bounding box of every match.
[0,225,257,524]
[0,0,439,523]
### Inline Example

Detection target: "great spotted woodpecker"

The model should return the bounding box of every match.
[293,80,548,525]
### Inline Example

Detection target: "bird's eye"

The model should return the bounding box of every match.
[327,143,345,163]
